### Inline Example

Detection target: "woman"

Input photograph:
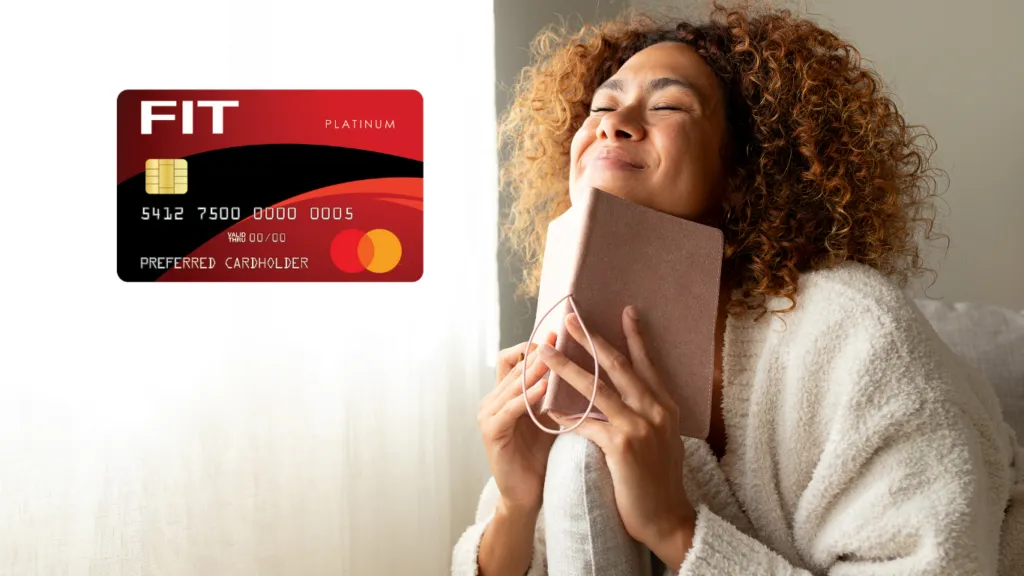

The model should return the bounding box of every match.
[454,4,1023,575]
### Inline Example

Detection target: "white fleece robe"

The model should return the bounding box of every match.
[452,262,1024,575]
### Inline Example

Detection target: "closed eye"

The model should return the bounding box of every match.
[590,104,689,113]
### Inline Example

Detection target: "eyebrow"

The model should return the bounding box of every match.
[595,76,704,102]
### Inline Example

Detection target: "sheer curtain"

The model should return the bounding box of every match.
[0,1,497,574]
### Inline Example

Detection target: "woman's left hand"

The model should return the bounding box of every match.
[539,305,696,569]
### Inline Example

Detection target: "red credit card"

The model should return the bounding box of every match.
[116,90,423,282]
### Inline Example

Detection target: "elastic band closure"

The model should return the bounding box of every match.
[522,293,600,435]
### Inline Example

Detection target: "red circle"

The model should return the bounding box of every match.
[330,229,366,273]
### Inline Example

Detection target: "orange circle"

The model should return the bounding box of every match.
[330,228,402,273]
[363,229,402,273]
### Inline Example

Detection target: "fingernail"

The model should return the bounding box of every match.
[625,305,638,320]
[566,314,580,327]
[538,343,556,356]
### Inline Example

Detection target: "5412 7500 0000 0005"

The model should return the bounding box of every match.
[140,206,356,222]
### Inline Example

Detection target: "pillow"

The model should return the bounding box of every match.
[543,433,654,576]
[914,299,1024,441]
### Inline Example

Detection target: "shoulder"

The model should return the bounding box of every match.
[746,262,955,419]
[785,261,915,328]
[760,261,929,354]
[764,263,1008,443]
[724,262,923,388]
[726,262,939,420]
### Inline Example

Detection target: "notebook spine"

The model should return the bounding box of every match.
[540,194,597,415]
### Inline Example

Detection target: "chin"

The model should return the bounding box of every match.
[574,172,649,203]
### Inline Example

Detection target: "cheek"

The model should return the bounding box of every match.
[570,123,595,173]
[648,127,689,182]
[655,123,718,180]
[568,125,595,204]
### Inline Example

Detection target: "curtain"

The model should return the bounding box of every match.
[0,1,498,574]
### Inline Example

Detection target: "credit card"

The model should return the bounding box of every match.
[117,90,423,282]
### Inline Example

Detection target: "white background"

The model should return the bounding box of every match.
[1,1,499,574]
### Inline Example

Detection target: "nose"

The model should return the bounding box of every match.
[596,106,645,142]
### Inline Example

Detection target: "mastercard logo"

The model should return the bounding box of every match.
[330,228,403,273]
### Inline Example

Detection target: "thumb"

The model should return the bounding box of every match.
[548,411,612,450]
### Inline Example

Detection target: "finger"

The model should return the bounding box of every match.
[537,342,633,423]
[496,342,533,387]
[481,352,539,412]
[548,411,614,450]
[522,331,557,363]
[563,312,654,408]
[494,332,556,387]
[482,332,556,412]
[486,350,550,416]
[494,378,549,425]
[482,352,534,411]
[621,306,673,407]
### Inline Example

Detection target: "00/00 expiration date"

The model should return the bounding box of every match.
[227,232,286,243]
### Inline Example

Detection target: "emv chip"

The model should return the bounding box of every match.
[145,159,188,194]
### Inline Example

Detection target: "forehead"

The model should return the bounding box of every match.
[606,41,720,103]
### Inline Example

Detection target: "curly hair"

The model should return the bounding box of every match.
[498,1,943,316]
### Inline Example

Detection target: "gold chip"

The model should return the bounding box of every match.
[145,159,188,194]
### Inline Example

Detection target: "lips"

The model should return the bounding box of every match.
[594,147,644,169]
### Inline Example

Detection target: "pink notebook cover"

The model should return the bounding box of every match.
[532,187,723,440]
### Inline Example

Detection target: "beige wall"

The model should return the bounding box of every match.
[809,0,1024,311]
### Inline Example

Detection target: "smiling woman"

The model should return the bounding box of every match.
[454,2,1024,575]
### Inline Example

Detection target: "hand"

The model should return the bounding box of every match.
[541,306,696,568]
[477,332,560,513]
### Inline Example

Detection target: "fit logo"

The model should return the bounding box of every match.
[141,100,239,135]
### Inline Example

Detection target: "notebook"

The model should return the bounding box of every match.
[531,187,724,440]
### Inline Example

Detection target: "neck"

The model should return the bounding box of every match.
[713,275,734,378]
[717,275,735,318]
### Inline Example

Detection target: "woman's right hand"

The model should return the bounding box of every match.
[477,333,559,513]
